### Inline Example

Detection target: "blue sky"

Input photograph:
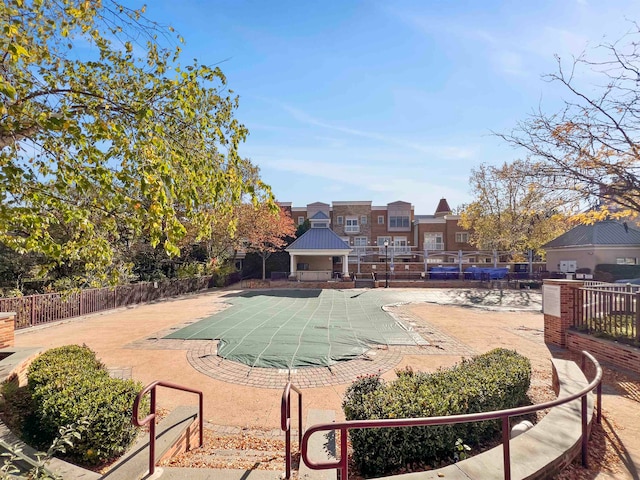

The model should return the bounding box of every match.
[126,0,640,214]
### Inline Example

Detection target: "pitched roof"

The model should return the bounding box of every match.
[435,198,451,215]
[543,220,640,248]
[287,227,351,251]
[310,211,330,220]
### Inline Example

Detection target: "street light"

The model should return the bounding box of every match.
[384,240,389,288]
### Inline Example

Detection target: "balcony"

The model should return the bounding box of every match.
[351,246,368,256]
[347,246,413,258]
[377,246,412,256]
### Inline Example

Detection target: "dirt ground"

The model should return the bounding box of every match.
[12,288,640,479]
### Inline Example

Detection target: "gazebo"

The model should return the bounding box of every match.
[286,212,352,281]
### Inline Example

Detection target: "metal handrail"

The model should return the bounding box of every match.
[281,382,303,480]
[132,380,204,476]
[300,351,602,480]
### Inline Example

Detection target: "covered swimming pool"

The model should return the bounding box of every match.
[165,289,425,369]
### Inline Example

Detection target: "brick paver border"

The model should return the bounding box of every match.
[126,305,478,388]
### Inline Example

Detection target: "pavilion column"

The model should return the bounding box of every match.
[289,254,296,279]
[343,255,349,277]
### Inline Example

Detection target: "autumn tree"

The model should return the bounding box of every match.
[459,160,570,258]
[499,24,640,221]
[240,204,296,280]
[0,0,272,286]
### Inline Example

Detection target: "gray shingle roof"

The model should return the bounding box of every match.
[543,220,640,248]
[287,227,351,251]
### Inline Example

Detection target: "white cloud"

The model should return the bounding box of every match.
[266,99,476,160]
[255,154,472,211]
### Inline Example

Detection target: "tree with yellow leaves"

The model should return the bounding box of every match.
[459,160,570,259]
[0,0,273,286]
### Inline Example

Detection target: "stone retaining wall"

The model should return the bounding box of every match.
[567,331,640,375]
[158,422,201,463]
[0,312,15,348]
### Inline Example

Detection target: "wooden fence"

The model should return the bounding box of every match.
[576,283,640,343]
[0,276,213,330]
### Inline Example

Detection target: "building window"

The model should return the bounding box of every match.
[424,232,444,250]
[345,217,359,233]
[361,215,367,225]
[455,232,469,243]
[336,216,343,225]
[377,236,392,245]
[389,215,410,228]
[297,216,305,225]
[377,215,384,224]
[354,236,367,247]
[616,257,637,265]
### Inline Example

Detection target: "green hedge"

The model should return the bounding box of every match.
[342,348,531,477]
[27,345,143,465]
[594,264,640,282]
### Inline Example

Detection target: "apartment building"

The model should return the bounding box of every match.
[283,198,485,279]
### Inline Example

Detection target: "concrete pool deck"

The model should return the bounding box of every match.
[12,287,640,479]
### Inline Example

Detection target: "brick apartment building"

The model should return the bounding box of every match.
[281,199,495,280]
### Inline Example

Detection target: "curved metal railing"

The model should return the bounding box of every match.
[132,380,204,476]
[281,382,303,480]
[299,351,602,480]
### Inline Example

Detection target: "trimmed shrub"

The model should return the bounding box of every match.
[342,349,531,477]
[594,264,640,282]
[27,345,143,465]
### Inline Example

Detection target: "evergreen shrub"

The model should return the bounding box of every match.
[594,264,640,282]
[27,345,143,465]
[342,348,531,476]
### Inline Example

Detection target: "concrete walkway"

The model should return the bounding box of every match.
[12,287,640,479]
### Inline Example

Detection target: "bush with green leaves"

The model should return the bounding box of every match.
[26,345,144,465]
[342,349,531,477]
[594,264,640,282]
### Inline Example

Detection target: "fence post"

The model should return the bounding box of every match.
[79,290,84,317]
[636,292,640,342]
[543,280,585,347]
[30,295,36,327]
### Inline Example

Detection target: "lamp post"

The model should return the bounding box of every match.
[384,240,389,288]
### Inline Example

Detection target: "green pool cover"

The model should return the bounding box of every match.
[164,289,423,369]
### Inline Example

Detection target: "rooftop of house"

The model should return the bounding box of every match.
[435,198,452,216]
[543,220,640,248]
[286,225,351,251]
[310,211,330,220]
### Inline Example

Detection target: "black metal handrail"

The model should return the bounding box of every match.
[132,380,204,476]
[281,382,303,480]
[300,351,602,480]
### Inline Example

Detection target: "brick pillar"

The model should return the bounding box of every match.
[0,312,16,348]
[543,280,585,347]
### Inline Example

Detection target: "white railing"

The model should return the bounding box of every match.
[377,246,412,256]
